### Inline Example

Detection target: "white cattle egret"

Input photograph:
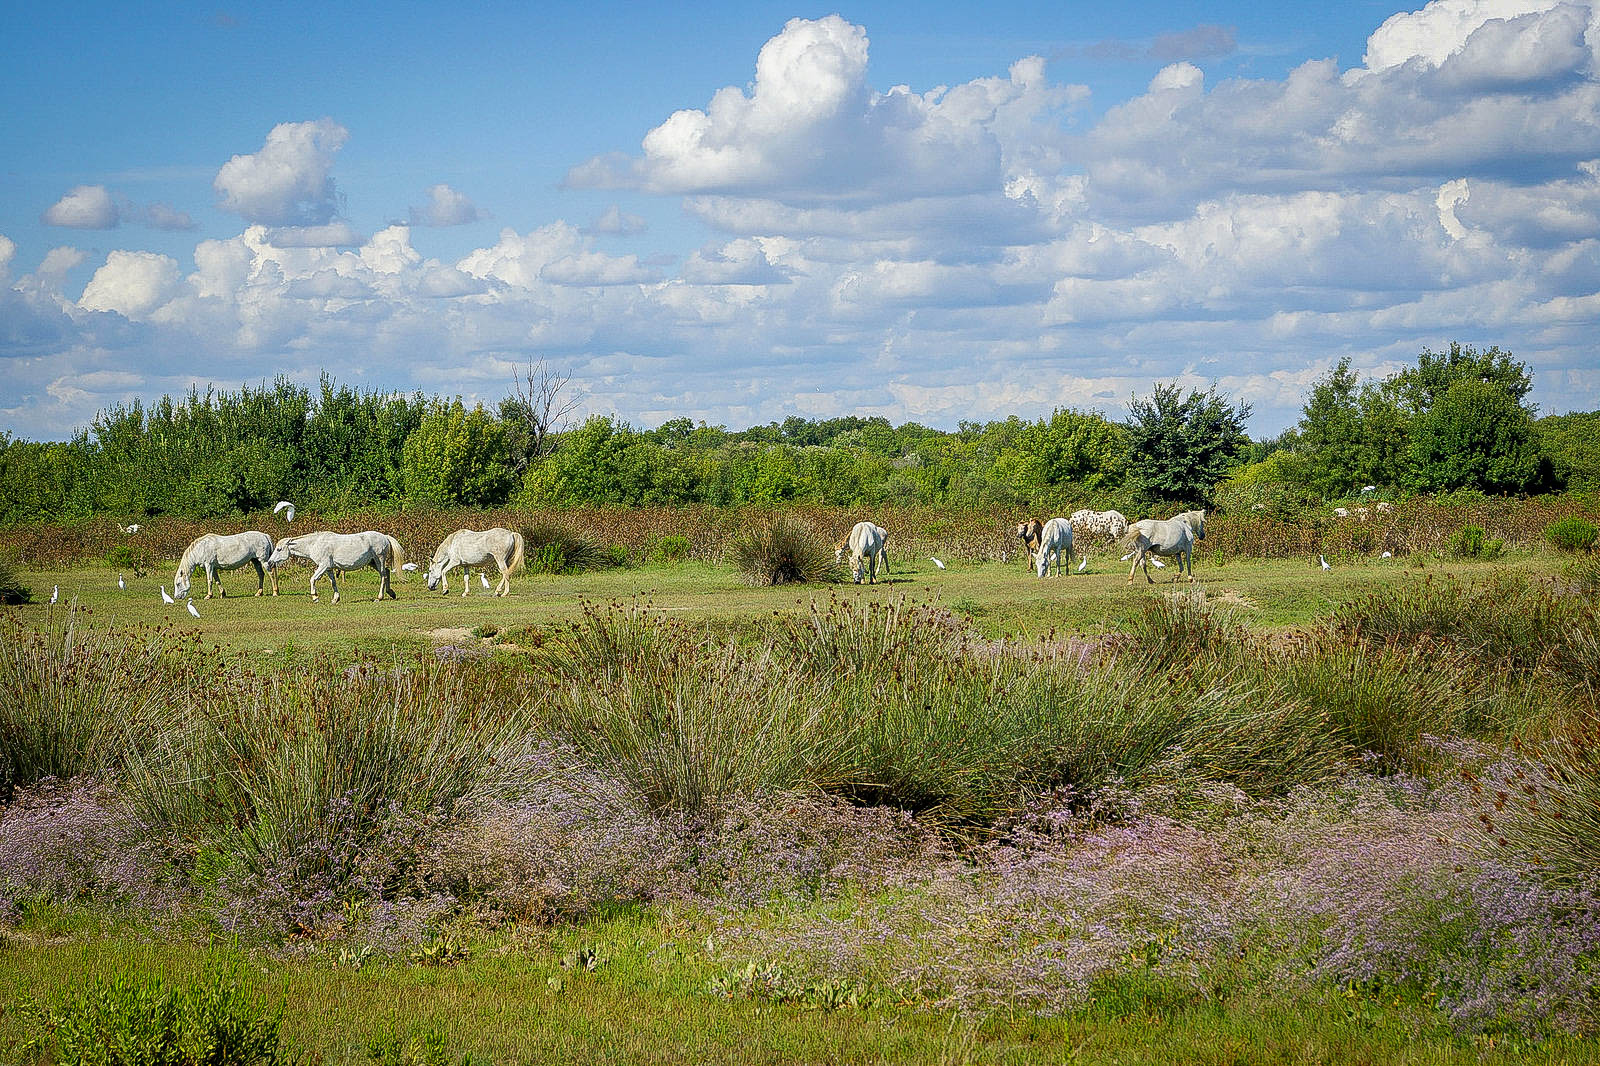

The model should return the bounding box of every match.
[930,557,946,570]
[1149,557,1166,568]
[1077,557,1088,572]
[1381,551,1393,559]
[273,500,296,523]
[120,523,141,534]
[49,585,59,604]
[187,600,200,619]
[480,572,491,589]
[1361,485,1376,493]
[160,585,174,604]
[401,562,418,572]
[1320,554,1331,571]
[118,573,126,590]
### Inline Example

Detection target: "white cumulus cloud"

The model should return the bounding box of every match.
[78,250,182,318]
[43,185,120,229]
[409,184,481,227]
[214,119,349,225]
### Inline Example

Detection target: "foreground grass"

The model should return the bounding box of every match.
[4,916,1596,1066]
[6,552,1562,656]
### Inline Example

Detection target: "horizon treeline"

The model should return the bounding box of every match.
[1,345,1595,525]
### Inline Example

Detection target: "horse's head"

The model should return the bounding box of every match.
[267,538,296,568]
[1190,510,1207,538]
[425,556,448,591]
[1034,549,1049,578]
[173,570,190,599]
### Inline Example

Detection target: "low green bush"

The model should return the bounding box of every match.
[519,521,609,573]
[26,967,287,1066]
[1544,515,1598,553]
[1449,525,1504,558]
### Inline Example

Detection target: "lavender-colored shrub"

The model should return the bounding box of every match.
[0,776,169,917]
[713,773,1600,1035]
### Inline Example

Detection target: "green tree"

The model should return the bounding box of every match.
[401,401,515,507]
[1406,378,1549,494]
[1124,383,1252,506]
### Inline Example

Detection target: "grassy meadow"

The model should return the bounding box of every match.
[3,503,1600,1064]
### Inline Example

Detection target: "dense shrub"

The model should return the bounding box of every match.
[1545,515,1598,553]
[1449,524,1504,558]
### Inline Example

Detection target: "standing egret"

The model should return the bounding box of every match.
[187,600,201,619]
[401,561,418,572]
[929,557,946,570]
[1077,556,1088,572]
[120,523,141,534]
[480,572,491,590]
[161,585,175,604]
[117,573,126,590]
[273,500,296,523]
[49,585,59,604]
[1381,551,1393,558]
[1320,554,1331,571]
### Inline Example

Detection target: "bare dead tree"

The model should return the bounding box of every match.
[501,356,585,472]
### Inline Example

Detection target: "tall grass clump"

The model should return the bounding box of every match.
[773,595,968,678]
[1545,515,1598,553]
[25,967,287,1066]
[536,606,848,812]
[1465,720,1600,889]
[118,656,544,886]
[728,514,838,586]
[1274,642,1471,772]
[1122,590,1249,671]
[519,520,610,573]
[0,608,172,796]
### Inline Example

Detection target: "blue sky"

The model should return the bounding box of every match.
[3,0,1597,440]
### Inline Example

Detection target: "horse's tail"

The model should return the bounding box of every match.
[387,536,405,574]
[1112,524,1144,553]
[507,532,527,575]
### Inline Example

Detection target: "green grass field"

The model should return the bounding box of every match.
[7,551,1558,657]
[5,911,1594,1066]
[5,547,1599,1065]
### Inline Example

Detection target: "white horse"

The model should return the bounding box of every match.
[268,530,404,603]
[835,521,886,584]
[427,528,527,597]
[1034,517,1074,577]
[173,531,278,600]
[1118,510,1206,583]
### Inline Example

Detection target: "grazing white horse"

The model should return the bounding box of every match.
[1034,517,1074,577]
[268,530,404,603]
[174,531,278,600]
[427,528,527,597]
[835,521,886,584]
[1118,510,1206,584]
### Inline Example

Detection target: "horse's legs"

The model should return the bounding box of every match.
[205,563,218,599]
[495,554,510,596]
[376,557,394,601]
[329,568,341,605]
[252,559,265,596]
[309,562,331,602]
